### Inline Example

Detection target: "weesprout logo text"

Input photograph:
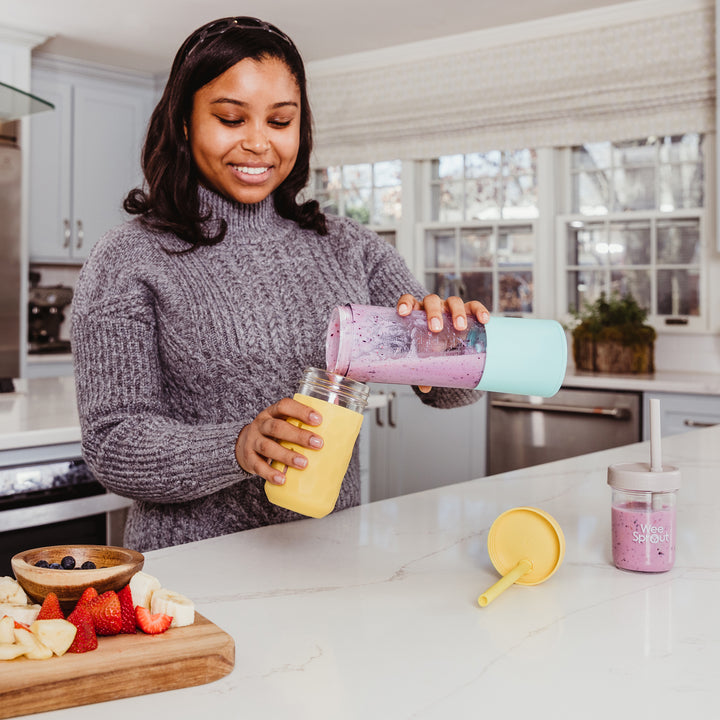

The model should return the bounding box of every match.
[633,523,671,544]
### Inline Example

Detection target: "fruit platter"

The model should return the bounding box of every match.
[0,546,235,719]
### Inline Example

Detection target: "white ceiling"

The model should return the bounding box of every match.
[0,0,635,74]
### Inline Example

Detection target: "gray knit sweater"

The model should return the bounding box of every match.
[71,187,481,552]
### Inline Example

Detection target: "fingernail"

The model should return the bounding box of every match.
[309,436,323,449]
[430,317,442,332]
[309,412,322,425]
[456,316,467,330]
[273,473,286,485]
[398,303,409,315]
[481,312,490,323]
[293,456,308,469]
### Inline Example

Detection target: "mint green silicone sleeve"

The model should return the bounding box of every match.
[475,317,567,397]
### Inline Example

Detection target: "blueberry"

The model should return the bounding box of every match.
[34,560,49,568]
[80,560,96,570]
[61,555,76,570]
[48,563,62,569]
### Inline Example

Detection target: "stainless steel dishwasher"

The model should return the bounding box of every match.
[487,387,642,474]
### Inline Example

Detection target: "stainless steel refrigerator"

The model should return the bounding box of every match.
[0,128,21,388]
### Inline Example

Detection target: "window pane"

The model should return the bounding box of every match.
[373,185,402,225]
[499,271,533,312]
[461,271,493,310]
[612,167,655,211]
[571,223,607,267]
[657,220,701,264]
[435,180,464,222]
[435,155,464,180]
[374,160,402,187]
[657,268,700,316]
[573,171,609,214]
[426,272,463,299]
[465,151,501,178]
[375,230,396,248]
[659,163,703,210]
[612,138,656,167]
[498,227,534,266]
[659,134,701,164]
[425,231,455,268]
[315,166,341,191]
[503,174,538,219]
[460,229,493,268]
[344,186,371,224]
[466,179,500,220]
[608,221,651,265]
[342,164,372,188]
[503,148,536,175]
[567,269,604,313]
[572,142,611,171]
[317,193,339,215]
[610,269,651,311]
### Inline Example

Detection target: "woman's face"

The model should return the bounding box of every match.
[188,56,301,205]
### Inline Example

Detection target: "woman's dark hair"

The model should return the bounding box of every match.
[124,16,327,247]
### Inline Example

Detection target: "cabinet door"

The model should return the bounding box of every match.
[28,76,73,261]
[643,392,720,439]
[369,385,487,502]
[71,83,150,261]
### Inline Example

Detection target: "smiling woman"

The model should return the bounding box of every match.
[69,16,487,553]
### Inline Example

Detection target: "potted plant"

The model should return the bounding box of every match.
[571,292,656,374]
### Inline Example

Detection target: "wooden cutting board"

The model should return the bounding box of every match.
[0,613,235,719]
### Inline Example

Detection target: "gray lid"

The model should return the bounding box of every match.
[607,462,681,492]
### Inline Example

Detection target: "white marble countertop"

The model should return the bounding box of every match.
[563,366,720,394]
[18,424,719,720]
[0,377,80,451]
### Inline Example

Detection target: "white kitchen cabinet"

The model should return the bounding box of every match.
[28,60,154,263]
[643,391,720,439]
[367,384,487,501]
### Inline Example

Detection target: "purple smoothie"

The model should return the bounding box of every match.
[611,501,676,572]
[326,304,487,388]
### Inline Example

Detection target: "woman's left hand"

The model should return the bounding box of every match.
[395,293,490,393]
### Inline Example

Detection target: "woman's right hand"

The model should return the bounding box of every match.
[235,398,324,485]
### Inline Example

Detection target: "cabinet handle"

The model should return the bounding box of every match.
[375,391,385,427]
[683,419,718,428]
[76,219,84,249]
[490,398,630,419]
[387,391,397,428]
[63,219,71,248]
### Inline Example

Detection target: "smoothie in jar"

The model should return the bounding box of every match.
[611,500,675,572]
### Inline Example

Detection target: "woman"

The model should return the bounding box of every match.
[71,17,488,552]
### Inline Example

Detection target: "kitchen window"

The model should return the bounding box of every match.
[422,149,539,315]
[311,160,402,246]
[560,134,706,330]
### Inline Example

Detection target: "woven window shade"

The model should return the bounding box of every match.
[308,4,715,165]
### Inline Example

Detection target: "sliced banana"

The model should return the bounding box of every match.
[150,588,195,628]
[0,603,41,626]
[0,577,28,605]
[128,571,161,609]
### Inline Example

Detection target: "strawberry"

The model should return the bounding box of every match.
[36,592,65,620]
[135,605,172,635]
[75,586,99,609]
[66,606,98,653]
[86,590,122,636]
[117,585,137,634]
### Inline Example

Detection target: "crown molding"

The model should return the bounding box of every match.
[32,52,155,89]
[307,0,713,77]
[0,24,49,49]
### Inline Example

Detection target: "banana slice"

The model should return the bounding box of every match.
[128,571,161,609]
[150,588,195,628]
[0,603,41,626]
[0,577,28,605]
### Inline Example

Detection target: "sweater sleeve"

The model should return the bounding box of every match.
[71,232,252,505]
[353,223,484,410]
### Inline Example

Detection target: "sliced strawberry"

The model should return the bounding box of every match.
[135,605,172,635]
[75,586,99,609]
[66,606,98,653]
[36,591,65,620]
[86,590,122,636]
[117,585,137,634]
[13,619,30,630]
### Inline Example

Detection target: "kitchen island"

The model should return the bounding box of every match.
[16,423,719,720]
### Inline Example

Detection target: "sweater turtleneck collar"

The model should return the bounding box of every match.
[197,185,293,244]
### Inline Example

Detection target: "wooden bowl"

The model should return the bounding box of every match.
[11,545,144,610]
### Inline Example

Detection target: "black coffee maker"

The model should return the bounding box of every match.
[28,272,74,354]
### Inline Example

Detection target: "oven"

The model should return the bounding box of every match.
[487,387,642,475]
[0,452,131,576]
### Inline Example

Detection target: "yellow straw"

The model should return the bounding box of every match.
[478,558,533,607]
